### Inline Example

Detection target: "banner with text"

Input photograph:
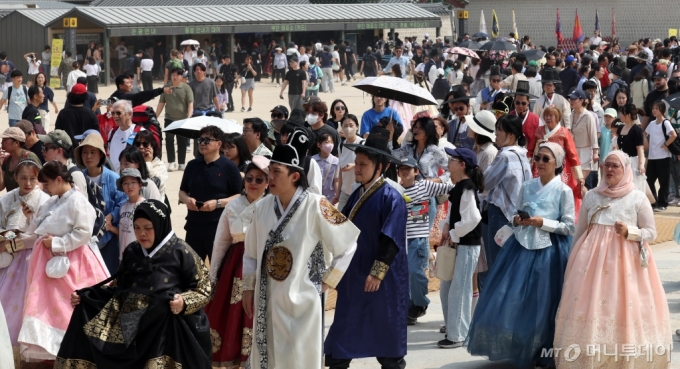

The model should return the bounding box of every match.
[50,39,63,87]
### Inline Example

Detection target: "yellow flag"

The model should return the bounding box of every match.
[491,9,500,39]
[512,9,519,39]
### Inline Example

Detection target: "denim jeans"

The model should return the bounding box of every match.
[428,196,437,230]
[478,203,508,288]
[669,155,680,199]
[407,237,430,309]
[8,119,18,127]
[439,245,480,342]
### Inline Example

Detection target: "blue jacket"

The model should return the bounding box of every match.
[82,166,128,245]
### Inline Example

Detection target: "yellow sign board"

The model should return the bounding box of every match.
[457,10,469,19]
[63,17,77,28]
[669,29,678,38]
[49,38,63,87]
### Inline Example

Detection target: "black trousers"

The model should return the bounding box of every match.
[164,119,187,164]
[142,71,153,91]
[325,355,406,369]
[185,221,219,261]
[647,157,671,207]
[272,67,285,83]
[225,82,235,109]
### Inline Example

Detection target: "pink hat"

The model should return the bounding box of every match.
[250,155,270,176]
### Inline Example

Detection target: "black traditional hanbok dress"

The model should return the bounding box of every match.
[55,200,213,369]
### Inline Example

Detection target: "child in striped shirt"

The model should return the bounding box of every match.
[397,157,453,324]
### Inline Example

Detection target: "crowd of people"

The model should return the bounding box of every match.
[0,30,676,369]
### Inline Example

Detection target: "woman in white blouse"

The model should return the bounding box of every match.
[140,52,154,91]
[205,156,269,367]
[83,57,100,94]
[17,161,108,362]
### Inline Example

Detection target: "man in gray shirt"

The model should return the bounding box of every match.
[188,63,219,114]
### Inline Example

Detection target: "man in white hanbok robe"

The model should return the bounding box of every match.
[243,129,360,369]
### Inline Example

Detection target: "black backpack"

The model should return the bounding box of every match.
[660,119,680,155]
[68,166,107,247]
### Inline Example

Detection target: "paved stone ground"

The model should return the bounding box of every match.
[322,240,680,368]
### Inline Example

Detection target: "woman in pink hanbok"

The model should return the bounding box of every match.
[0,159,49,361]
[554,150,672,369]
[17,161,109,362]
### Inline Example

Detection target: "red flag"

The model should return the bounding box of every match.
[556,8,564,45]
[611,7,616,37]
[573,10,583,43]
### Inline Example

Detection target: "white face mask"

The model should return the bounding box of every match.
[608,73,615,80]
[343,126,357,137]
[306,113,318,125]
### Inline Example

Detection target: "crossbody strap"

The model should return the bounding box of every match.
[509,149,526,182]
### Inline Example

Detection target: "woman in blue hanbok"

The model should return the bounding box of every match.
[466,142,575,368]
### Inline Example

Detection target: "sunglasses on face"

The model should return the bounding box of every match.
[42,144,57,152]
[491,79,501,83]
[533,155,554,163]
[112,111,125,116]
[134,141,151,148]
[271,113,284,119]
[514,101,528,106]
[197,137,218,145]
[245,176,266,184]
[454,106,467,112]
[334,106,346,111]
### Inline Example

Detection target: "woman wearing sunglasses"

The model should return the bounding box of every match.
[534,106,584,221]
[205,155,269,368]
[133,130,167,199]
[327,99,348,131]
[468,142,575,369]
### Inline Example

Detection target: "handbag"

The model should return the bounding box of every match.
[239,76,246,84]
[332,62,340,71]
[494,225,514,246]
[46,252,70,278]
[434,245,456,281]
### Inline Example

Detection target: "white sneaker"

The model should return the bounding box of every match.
[276,83,280,87]
[178,164,186,171]
[167,162,177,172]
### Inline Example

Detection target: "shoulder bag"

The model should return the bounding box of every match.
[660,119,680,155]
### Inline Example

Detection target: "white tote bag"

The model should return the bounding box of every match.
[435,245,456,281]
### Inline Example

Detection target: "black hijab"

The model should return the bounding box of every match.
[133,200,173,252]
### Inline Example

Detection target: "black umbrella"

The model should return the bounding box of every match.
[457,40,482,50]
[520,49,546,62]
[353,76,438,106]
[472,32,488,38]
[479,40,517,52]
